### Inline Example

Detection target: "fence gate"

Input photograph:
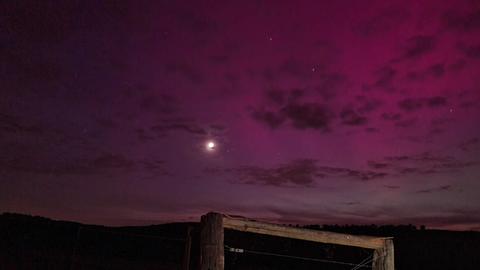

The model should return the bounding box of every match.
[199,212,394,270]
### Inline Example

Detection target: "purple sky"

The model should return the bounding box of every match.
[1,0,480,230]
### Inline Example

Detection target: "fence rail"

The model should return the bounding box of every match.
[200,212,394,270]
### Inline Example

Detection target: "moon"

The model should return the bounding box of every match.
[206,141,215,151]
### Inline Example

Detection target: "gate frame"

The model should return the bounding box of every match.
[200,212,394,270]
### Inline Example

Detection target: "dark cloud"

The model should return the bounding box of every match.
[370,152,479,177]
[151,123,207,136]
[382,112,402,121]
[431,117,453,127]
[252,94,334,131]
[232,159,319,187]
[395,117,417,128]
[262,68,276,81]
[251,109,286,129]
[448,59,467,71]
[406,71,423,81]
[289,89,306,101]
[398,98,424,111]
[459,137,479,152]
[384,185,400,189]
[433,160,478,170]
[281,102,332,130]
[374,66,397,90]
[150,118,208,136]
[314,166,388,181]
[202,166,224,175]
[365,127,379,133]
[415,185,452,194]
[397,167,437,175]
[209,124,227,132]
[354,6,410,37]
[315,73,349,100]
[427,96,448,107]
[265,89,286,105]
[342,201,361,206]
[442,10,480,32]
[265,88,305,105]
[260,64,346,93]
[136,128,156,142]
[0,153,135,175]
[460,44,480,59]
[251,89,293,129]
[367,161,390,169]
[427,127,445,137]
[355,96,383,113]
[0,113,43,134]
[254,90,381,131]
[91,154,134,170]
[385,152,454,163]
[211,159,390,187]
[345,170,388,181]
[428,63,445,77]
[140,160,170,176]
[398,96,447,112]
[406,63,445,81]
[139,94,177,115]
[340,108,368,126]
[401,35,436,59]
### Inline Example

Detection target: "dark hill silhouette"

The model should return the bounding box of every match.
[1,212,480,269]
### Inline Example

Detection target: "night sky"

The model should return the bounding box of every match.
[1,0,480,230]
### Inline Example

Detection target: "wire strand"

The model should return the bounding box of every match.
[350,255,373,270]
[225,245,371,268]
[351,252,387,270]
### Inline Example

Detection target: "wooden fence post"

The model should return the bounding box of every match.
[372,239,394,270]
[182,226,193,270]
[200,212,224,270]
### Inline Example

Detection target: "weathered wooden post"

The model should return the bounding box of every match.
[182,226,193,270]
[200,212,224,270]
[372,239,394,270]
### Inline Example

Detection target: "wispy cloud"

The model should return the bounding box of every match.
[415,185,452,194]
[206,159,389,188]
[0,153,135,176]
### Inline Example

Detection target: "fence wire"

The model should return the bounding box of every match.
[225,244,372,269]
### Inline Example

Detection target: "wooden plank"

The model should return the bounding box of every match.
[223,216,388,249]
[200,213,224,270]
[372,239,394,270]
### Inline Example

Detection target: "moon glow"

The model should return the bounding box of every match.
[206,141,215,151]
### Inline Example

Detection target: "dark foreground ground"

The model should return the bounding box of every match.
[1,213,480,269]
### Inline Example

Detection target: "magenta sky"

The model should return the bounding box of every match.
[1,0,480,230]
